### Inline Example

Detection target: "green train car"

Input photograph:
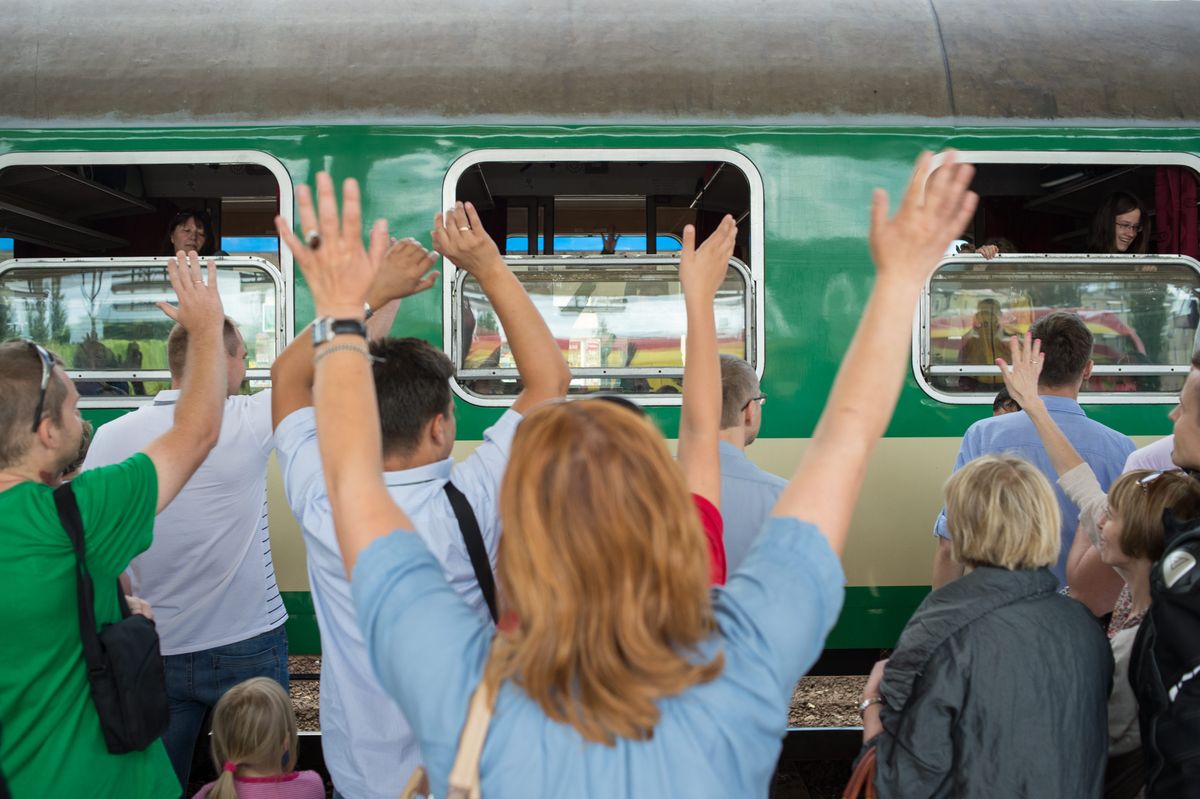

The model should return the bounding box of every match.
[2,0,1199,670]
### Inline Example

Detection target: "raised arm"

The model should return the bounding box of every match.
[271,229,439,429]
[140,253,227,512]
[772,152,978,554]
[996,333,1086,478]
[432,202,571,414]
[274,174,414,573]
[677,216,738,507]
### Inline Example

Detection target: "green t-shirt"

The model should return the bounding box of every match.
[0,454,178,798]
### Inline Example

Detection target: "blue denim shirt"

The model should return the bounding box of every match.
[718,441,788,574]
[933,395,1135,584]
[353,516,844,799]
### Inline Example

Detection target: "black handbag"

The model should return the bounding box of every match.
[53,483,169,754]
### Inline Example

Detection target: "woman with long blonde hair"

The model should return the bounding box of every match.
[273,151,977,797]
[191,678,323,799]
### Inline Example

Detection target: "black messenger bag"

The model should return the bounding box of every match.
[53,483,169,754]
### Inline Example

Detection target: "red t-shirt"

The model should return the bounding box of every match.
[693,493,726,585]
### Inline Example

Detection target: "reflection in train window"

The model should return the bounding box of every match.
[0,258,283,402]
[918,254,1200,402]
[445,151,764,404]
[456,257,750,398]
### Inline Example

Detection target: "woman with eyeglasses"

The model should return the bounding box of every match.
[998,333,1200,798]
[1088,192,1149,254]
[273,152,977,798]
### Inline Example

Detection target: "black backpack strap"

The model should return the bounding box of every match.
[52,483,111,679]
[442,482,498,623]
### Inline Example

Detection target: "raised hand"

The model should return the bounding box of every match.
[367,237,440,307]
[157,250,224,332]
[869,151,978,285]
[679,215,737,300]
[431,201,504,278]
[996,332,1045,409]
[274,173,385,318]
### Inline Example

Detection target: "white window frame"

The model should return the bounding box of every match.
[917,150,1200,405]
[442,148,764,407]
[0,150,294,407]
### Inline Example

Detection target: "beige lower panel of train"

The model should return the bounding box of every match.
[266,436,1163,592]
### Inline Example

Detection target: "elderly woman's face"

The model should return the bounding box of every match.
[170,217,206,253]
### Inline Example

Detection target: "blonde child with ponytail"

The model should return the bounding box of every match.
[191,677,324,799]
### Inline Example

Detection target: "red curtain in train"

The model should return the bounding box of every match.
[1155,166,1199,258]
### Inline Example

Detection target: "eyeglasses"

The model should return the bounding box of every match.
[25,340,56,432]
[1116,222,1143,233]
[741,394,767,411]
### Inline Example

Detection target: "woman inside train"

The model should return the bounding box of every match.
[1088,191,1150,254]
[859,448,1114,796]
[995,332,1200,797]
[274,151,977,797]
[163,208,217,257]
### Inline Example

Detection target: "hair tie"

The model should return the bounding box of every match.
[223,761,238,774]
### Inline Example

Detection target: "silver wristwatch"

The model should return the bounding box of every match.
[311,317,368,347]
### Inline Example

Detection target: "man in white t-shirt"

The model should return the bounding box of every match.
[83,317,285,790]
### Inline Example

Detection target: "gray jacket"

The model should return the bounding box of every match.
[872,567,1113,798]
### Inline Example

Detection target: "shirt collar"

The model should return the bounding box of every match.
[153,389,182,406]
[384,457,453,487]
[1039,394,1085,417]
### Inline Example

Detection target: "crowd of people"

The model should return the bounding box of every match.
[1,151,1197,799]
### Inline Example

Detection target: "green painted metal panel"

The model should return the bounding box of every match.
[282,591,322,655]
[281,585,929,656]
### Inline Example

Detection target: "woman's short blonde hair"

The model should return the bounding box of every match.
[487,399,722,745]
[945,454,1061,570]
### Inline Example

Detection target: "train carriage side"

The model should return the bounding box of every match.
[2,0,1199,669]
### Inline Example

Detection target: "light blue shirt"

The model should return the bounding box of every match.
[275,407,521,799]
[352,516,845,799]
[933,396,1135,584]
[719,441,788,574]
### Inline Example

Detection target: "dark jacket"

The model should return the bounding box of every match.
[872,567,1113,798]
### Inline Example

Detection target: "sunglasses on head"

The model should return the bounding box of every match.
[1136,469,1181,493]
[24,340,56,433]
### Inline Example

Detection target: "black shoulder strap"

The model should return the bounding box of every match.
[442,482,498,623]
[53,483,109,677]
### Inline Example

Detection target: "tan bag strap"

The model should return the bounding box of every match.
[399,675,497,799]
[444,678,495,799]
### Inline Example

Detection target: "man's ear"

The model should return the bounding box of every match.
[428,412,449,448]
[742,403,755,429]
[1081,359,1094,381]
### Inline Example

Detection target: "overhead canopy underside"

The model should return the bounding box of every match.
[1,0,1198,126]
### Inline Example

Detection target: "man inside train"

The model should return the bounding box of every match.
[931,311,1135,589]
[269,209,570,799]
[82,312,288,790]
[717,354,786,573]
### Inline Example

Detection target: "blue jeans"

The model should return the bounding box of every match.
[161,625,289,789]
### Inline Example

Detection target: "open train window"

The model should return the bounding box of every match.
[0,151,293,405]
[933,152,1200,258]
[916,254,1200,404]
[443,149,764,405]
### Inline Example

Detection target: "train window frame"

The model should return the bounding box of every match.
[0,150,294,407]
[441,148,765,407]
[0,256,286,408]
[918,150,1200,406]
[913,253,1200,406]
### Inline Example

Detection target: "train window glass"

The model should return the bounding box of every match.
[0,257,283,403]
[457,256,750,398]
[446,150,764,405]
[918,254,1200,402]
[0,238,12,263]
